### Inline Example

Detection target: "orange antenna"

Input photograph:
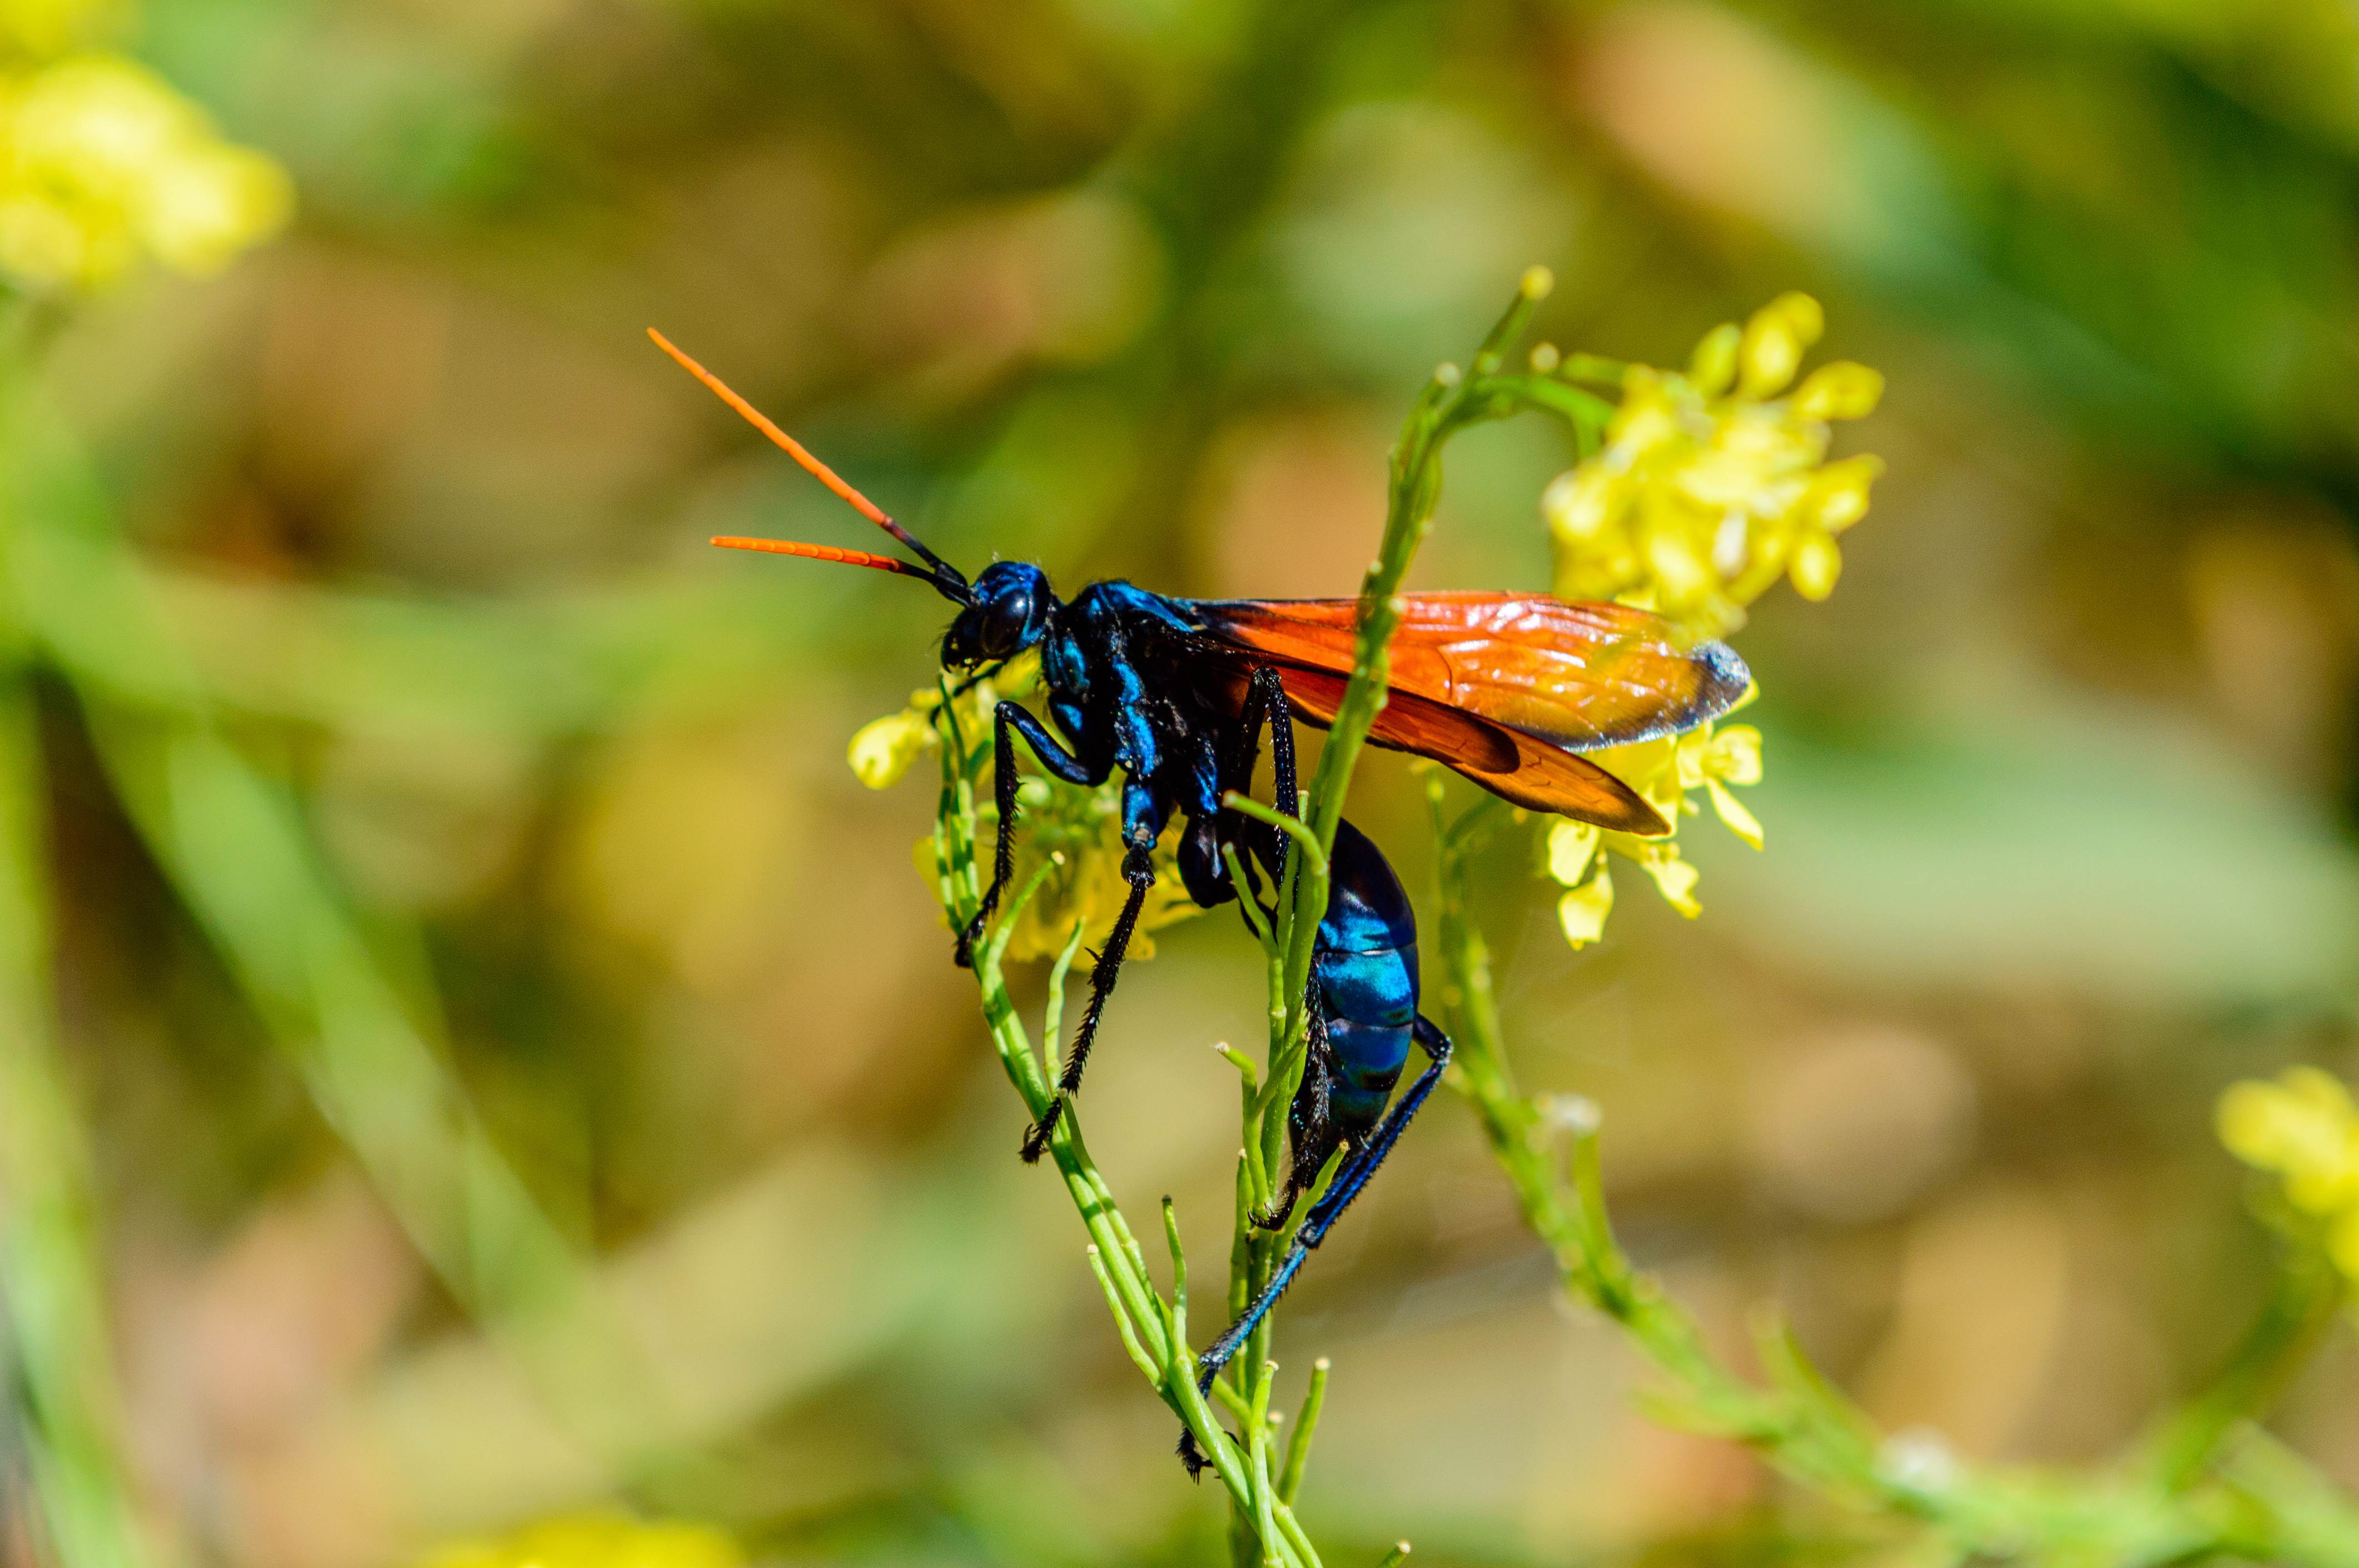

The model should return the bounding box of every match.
[648,327,966,594]
[709,536,933,581]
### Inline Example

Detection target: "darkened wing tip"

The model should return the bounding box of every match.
[1695,638,1752,724]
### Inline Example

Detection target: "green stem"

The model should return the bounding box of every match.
[1277,1357,1329,1505]
[1429,788,2359,1568]
[933,708,1319,1568]
[0,678,158,1568]
[1221,791,1330,883]
[2137,1248,2342,1491]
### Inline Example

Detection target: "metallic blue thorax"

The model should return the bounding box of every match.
[1012,575,1421,1135]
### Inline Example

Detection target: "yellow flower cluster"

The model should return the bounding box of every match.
[1543,293,1884,642]
[419,1515,741,1568]
[2218,1067,2359,1277]
[851,653,1200,964]
[1546,690,1762,946]
[0,0,291,295]
[0,55,290,288]
[1536,293,1885,945]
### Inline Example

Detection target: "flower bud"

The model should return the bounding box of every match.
[1792,361,1884,421]
[1542,469,1615,540]
[1686,323,1740,395]
[1789,532,1842,600]
[1803,455,1883,534]
[1736,292,1822,398]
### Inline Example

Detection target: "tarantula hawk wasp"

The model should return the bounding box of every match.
[649,327,1747,1469]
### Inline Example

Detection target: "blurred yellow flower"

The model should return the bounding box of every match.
[2219,1067,2359,1278]
[1543,292,1884,640]
[419,1515,741,1568]
[850,694,942,789]
[0,54,291,289]
[849,650,1041,790]
[0,0,114,62]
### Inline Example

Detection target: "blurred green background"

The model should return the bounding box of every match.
[10,0,2359,1564]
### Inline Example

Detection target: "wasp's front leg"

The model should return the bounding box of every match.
[1020,776,1166,1162]
[956,700,1104,969]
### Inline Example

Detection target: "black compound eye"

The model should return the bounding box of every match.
[981,591,1030,656]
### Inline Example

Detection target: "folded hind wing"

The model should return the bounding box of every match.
[1268,666,1669,836]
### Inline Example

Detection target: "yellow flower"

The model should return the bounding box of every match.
[1556,859,1613,946]
[0,54,291,290]
[849,695,942,789]
[1543,687,1764,941]
[419,1514,740,1568]
[848,650,1042,790]
[1543,292,1884,641]
[2219,1068,2359,1279]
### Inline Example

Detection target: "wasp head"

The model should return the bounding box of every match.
[943,561,1054,669]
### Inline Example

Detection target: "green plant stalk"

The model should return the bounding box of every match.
[2135,1250,2342,1492]
[0,676,157,1568]
[1214,271,1569,1491]
[1426,776,2359,1567]
[1276,1356,1328,1506]
[928,699,1320,1568]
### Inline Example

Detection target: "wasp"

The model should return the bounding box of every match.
[648,328,1747,1461]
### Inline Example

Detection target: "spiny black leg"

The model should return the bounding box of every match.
[1020,845,1154,1163]
[1253,1011,1336,1233]
[1218,666,1296,927]
[1175,1017,1453,1475]
[1245,665,1299,880]
[955,704,1026,968]
[1260,665,1297,814]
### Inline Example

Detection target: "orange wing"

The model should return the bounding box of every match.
[1191,593,1749,835]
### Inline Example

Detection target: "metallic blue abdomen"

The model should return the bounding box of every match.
[1313,819,1419,1132]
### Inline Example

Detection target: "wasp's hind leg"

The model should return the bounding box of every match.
[1176,1015,1453,1476]
[1252,1009,1339,1233]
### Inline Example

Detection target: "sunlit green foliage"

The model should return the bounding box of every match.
[7,2,2359,1566]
